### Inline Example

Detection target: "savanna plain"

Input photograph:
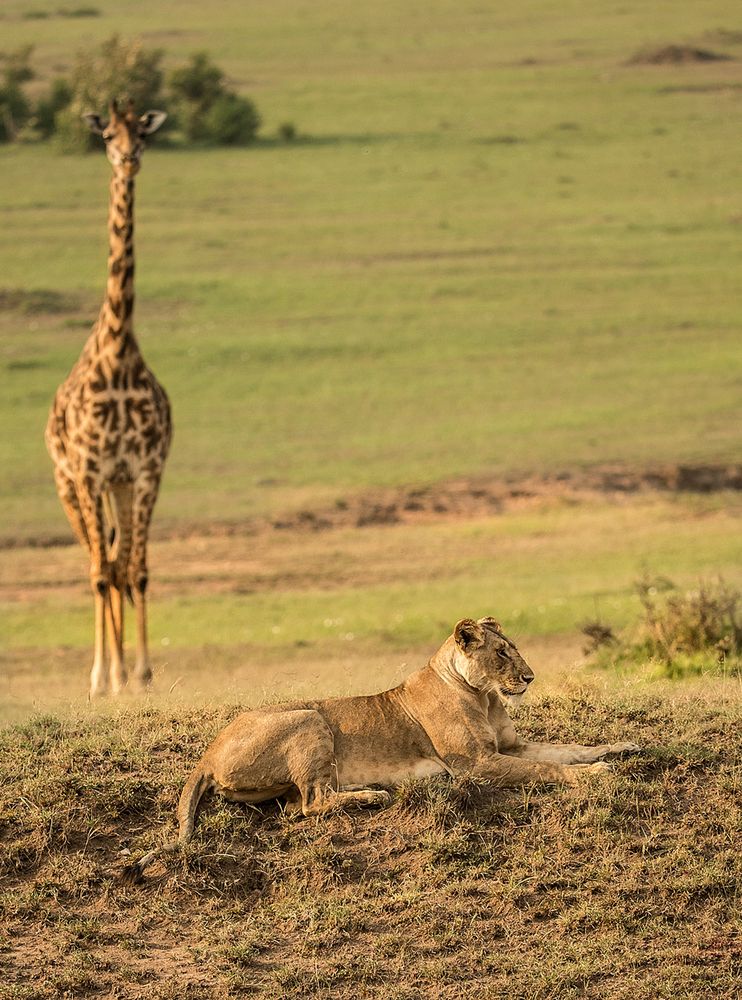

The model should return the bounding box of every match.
[1,1,741,997]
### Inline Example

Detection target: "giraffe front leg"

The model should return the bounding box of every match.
[77,479,129,696]
[90,584,108,698]
[128,478,160,690]
[75,482,112,698]
[106,485,134,695]
[105,585,128,695]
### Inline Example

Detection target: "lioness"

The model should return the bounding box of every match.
[124,617,638,882]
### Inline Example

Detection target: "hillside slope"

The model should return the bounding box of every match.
[1,687,739,998]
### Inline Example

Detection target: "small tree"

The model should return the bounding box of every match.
[33,78,73,139]
[168,52,260,144]
[203,91,261,145]
[0,46,33,142]
[54,34,165,152]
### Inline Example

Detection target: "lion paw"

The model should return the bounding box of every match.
[365,790,392,808]
[565,762,612,784]
[608,742,641,754]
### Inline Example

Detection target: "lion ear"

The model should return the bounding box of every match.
[478,616,502,632]
[454,618,485,652]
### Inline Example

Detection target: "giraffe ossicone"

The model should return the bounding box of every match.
[45,99,172,697]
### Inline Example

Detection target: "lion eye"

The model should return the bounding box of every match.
[496,648,509,660]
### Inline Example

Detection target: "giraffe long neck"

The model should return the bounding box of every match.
[94,171,138,357]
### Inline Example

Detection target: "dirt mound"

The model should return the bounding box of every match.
[2,695,739,998]
[629,44,732,65]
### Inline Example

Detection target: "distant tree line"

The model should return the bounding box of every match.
[0,36,264,149]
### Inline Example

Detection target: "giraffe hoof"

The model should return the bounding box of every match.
[131,664,153,691]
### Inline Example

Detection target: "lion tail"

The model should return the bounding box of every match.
[121,765,211,885]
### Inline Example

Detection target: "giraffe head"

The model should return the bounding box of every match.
[83,100,167,177]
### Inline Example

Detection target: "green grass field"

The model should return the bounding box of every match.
[2,0,742,540]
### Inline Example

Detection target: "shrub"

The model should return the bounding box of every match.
[169,51,223,111]
[3,38,266,149]
[590,576,742,678]
[278,121,297,143]
[0,47,33,142]
[202,92,260,145]
[33,78,73,139]
[0,82,30,142]
[168,51,260,145]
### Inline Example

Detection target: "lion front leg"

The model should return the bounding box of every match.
[505,741,641,765]
[445,749,606,787]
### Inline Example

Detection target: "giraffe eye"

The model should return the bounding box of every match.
[102,132,112,142]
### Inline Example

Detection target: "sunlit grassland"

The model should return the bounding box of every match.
[1,2,742,541]
[2,494,740,723]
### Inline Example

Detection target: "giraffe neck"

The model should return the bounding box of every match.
[94,171,139,358]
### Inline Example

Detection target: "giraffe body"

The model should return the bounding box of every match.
[45,101,171,697]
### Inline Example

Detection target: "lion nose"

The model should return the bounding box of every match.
[520,673,534,685]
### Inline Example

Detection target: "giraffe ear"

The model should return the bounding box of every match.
[83,114,107,135]
[138,110,167,135]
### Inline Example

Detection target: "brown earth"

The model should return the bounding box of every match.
[7,463,742,552]
[628,45,733,64]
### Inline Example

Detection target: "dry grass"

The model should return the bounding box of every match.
[1,683,740,998]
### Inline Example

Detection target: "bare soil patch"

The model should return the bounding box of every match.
[6,463,740,552]
[0,288,83,315]
[628,45,733,65]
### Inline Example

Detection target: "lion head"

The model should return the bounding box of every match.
[452,616,534,707]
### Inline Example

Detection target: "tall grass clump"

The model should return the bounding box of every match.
[586,576,742,678]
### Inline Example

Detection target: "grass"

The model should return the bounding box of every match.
[1,1,742,540]
[2,493,740,724]
[1,684,739,998]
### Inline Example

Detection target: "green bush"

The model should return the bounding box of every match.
[278,121,297,143]
[168,51,260,145]
[202,92,260,145]
[169,51,223,110]
[0,82,30,142]
[0,46,33,142]
[1,37,265,149]
[33,78,72,139]
[588,576,742,678]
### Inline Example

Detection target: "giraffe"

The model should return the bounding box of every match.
[45,100,172,698]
